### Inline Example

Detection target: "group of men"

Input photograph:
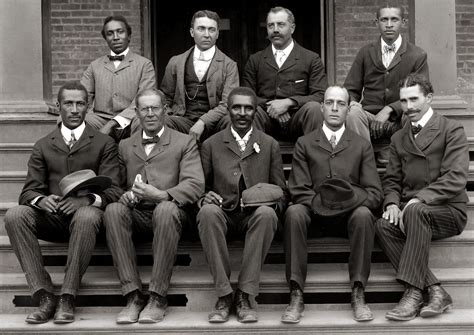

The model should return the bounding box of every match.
[4,4,468,327]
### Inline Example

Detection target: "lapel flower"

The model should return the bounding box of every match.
[253,142,260,153]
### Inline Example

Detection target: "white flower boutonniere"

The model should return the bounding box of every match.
[253,142,260,153]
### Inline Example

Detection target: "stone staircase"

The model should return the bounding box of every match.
[0,104,473,334]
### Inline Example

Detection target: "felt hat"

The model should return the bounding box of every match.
[59,169,112,198]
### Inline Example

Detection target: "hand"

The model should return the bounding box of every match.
[56,196,90,216]
[266,99,295,119]
[189,120,205,141]
[278,112,291,124]
[132,181,169,203]
[100,120,119,135]
[202,191,223,207]
[85,112,105,130]
[399,198,422,234]
[38,195,61,214]
[374,106,392,123]
[119,191,136,208]
[382,204,402,228]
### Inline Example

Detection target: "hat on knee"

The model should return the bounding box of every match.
[59,169,112,198]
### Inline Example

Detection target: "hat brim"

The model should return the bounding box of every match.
[62,176,112,198]
[312,185,368,217]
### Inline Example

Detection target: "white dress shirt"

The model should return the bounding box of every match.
[142,126,165,156]
[109,47,131,129]
[381,35,402,68]
[322,123,345,147]
[412,107,433,138]
[272,40,294,68]
[231,126,253,152]
[193,46,215,81]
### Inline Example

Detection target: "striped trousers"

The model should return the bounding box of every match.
[375,202,465,290]
[104,201,188,296]
[4,205,102,296]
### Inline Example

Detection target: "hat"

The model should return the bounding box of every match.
[241,183,284,208]
[312,178,367,217]
[59,169,112,198]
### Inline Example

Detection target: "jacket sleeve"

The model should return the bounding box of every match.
[382,140,404,209]
[289,53,327,106]
[80,63,96,114]
[200,59,239,128]
[160,57,178,107]
[344,49,365,103]
[19,142,51,205]
[359,140,383,210]
[269,140,289,213]
[96,137,123,206]
[288,138,316,207]
[242,55,268,107]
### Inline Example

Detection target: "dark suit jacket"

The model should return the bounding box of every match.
[118,127,204,206]
[19,124,121,207]
[242,42,327,109]
[160,46,239,129]
[344,36,429,119]
[81,51,156,120]
[383,111,469,231]
[289,127,382,210]
[200,127,288,212]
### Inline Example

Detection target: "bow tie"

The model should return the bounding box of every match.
[142,136,159,145]
[108,55,124,62]
[411,125,423,135]
[384,44,396,53]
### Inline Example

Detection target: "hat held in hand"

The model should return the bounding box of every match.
[59,169,112,198]
[312,178,367,217]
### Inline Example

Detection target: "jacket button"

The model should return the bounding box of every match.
[326,174,330,178]
[145,162,149,165]
[233,172,238,176]
[330,154,335,158]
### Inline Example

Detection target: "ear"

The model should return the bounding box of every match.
[190,27,194,38]
[290,23,295,34]
[426,92,433,104]
[56,101,60,108]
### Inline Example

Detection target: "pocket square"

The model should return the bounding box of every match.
[295,79,304,83]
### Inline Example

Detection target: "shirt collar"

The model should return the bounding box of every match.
[111,47,129,57]
[412,107,433,128]
[272,39,294,56]
[322,123,345,142]
[230,126,253,142]
[142,126,164,139]
[61,122,86,141]
[193,45,216,61]
[381,35,402,53]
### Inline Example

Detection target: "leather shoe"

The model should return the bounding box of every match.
[235,289,258,323]
[281,281,304,324]
[420,285,453,318]
[208,293,233,323]
[351,282,373,322]
[53,294,75,324]
[116,290,147,324]
[138,292,168,323]
[26,290,57,324]
[386,286,423,321]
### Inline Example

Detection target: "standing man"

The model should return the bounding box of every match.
[282,86,382,323]
[161,10,239,142]
[376,73,468,321]
[344,6,429,164]
[103,88,204,324]
[197,87,288,323]
[242,6,327,140]
[81,15,156,141]
[4,82,121,324]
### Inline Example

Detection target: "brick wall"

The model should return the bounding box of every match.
[50,0,142,98]
[456,0,474,108]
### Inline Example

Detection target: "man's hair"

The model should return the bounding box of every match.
[135,88,166,108]
[267,6,295,25]
[399,73,434,95]
[191,10,220,29]
[57,81,88,102]
[324,85,350,104]
[227,87,257,109]
[101,15,132,39]
[376,6,406,19]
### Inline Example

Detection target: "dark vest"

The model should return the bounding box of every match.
[184,52,210,121]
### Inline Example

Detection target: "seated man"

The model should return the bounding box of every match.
[103,88,204,324]
[282,86,382,323]
[4,81,121,324]
[81,15,156,141]
[197,87,288,323]
[242,6,327,140]
[160,10,239,142]
[376,73,468,321]
[344,6,429,164]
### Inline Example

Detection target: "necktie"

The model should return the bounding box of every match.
[198,52,206,61]
[411,125,423,135]
[329,133,337,149]
[69,131,77,149]
[236,139,247,152]
[275,50,285,68]
[108,55,124,62]
[142,136,160,145]
[383,44,396,53]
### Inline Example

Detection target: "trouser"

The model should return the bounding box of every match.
[284,204,376,290]
[5,205,102,296]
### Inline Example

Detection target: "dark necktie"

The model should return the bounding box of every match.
[142,136,160,145]
[384,44,396,53]
[108,55,124,62]
[411,125,423,135]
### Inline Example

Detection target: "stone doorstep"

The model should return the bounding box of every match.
[0,309,474,335]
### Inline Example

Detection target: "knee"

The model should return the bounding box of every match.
[4,205,34,233]
[284,204,309,229]
[302,101,321,112]
[253,206,278,230]
[349,206,374,228]
[104,202,129,228]
[152,201,181,228]
[197,204,225,230]
[72,206,102,234]
[375,217,390,235]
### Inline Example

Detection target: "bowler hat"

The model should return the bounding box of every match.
[59,169,112,198]
[312,178,367,217]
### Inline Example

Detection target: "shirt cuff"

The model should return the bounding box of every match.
[30,196,45,209]
[91,193,103,208]
[113,115,131,129]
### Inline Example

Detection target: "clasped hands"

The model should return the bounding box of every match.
[38,194,90,216]
[266,98,295,124]
[120,179,169,208]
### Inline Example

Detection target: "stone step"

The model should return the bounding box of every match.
[1,230,473,272]
[0,143,32,172]
[0,264,473,312]
[0,309,473,334]
[0,113,57,144]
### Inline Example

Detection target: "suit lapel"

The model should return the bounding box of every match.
[176,48,193,106]
[279,43,298,72]
[69,125,93,154]
[414,112,441,151]
[131,132,148,162]
[315,128,333,153]
[50,127,70,154]
[207,47,223,79]
[241,130,262,160]
[387,37,407,70]
[332,130,351,154]
[401,123,425,157]
[223,127,244,158]
[103,55,116,74]
[115,52,133,72]
[146,127,170,160]
[263,45,279,71]
[368,40,385,70]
